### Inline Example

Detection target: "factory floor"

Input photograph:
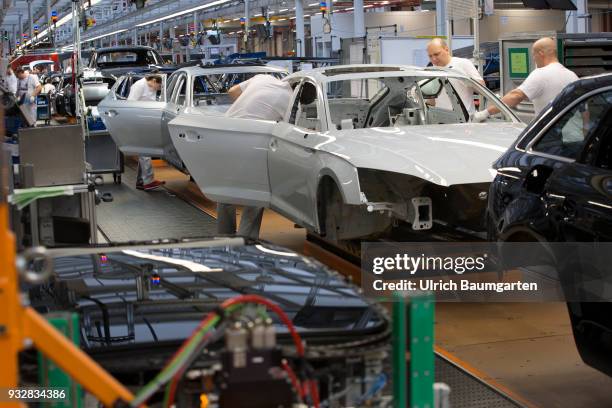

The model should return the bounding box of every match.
[104,161,612,408]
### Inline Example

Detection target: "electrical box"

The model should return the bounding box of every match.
[18,125,86,187]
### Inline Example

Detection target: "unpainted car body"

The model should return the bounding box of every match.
[82,46,166,106]
[97,64,288,172]
[167,64,526,241]
[488,73,612,377]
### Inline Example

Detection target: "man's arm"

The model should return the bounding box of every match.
[472,88,527,122]
[487,88,527,115]
[228,84,242,101]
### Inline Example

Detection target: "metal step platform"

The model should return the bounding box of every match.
[96,166,217,242]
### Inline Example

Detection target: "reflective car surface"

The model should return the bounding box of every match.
[168,64,526,243]
[97,64,287,171]
[488,73,612,377]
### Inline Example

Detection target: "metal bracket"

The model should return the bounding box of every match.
[365,201,408,219]
[409,197,433,231]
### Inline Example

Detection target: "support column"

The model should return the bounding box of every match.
[170,25,176,62]
[353,0,365,37]
[18,14,22,47]
[159,21,163,50]
[436,0,446,36]
[295,0,305,57]
[566,0,588,33]
[46,0,51,43]
[244,0,250,51]
[185,20,190,61]
[132,29,137,45]
[27,0,33,42]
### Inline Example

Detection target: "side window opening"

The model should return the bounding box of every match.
[532,91,611,161]
[288,82,320,131]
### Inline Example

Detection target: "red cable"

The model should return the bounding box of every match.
[165,329,216,407]
[310,379,320,408]
[221,294,305,357]
[282,360,304,402]
[164,294,313,407]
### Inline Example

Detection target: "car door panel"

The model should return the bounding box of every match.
[268,81,328,230]
[269,122,326,229]
[98,74,167,156]
[168,114,274,207]
[161,73,187,170]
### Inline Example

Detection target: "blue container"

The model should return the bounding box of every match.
[87,116,107,131]
[36,94,51,121]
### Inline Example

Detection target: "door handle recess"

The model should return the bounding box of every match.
[105,109,118,117]
[185,130,202,142]
[270,139,278,151]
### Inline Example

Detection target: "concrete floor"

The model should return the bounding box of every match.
[154,162,612,408]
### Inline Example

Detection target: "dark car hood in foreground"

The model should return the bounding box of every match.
[30,239,388,353]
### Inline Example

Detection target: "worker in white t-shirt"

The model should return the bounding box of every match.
[5,67,17,94]
[15,67,42,126]
[127,74,165,191]
[427,38,484,113]
[473,37,578,121]
[217,74,294,239]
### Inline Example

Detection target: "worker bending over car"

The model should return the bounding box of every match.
[127,74,166,191]
[217,74,294,239]
[473,37,578,121]
[426,38,484,113]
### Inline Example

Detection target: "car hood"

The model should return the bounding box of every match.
[323,122,526,186]
[31,240,386,351]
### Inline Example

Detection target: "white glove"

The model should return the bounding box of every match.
[29,95,36,104]
[472,110,490,123]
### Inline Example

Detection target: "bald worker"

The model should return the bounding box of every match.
[473,37,578,122]
[427,38,484,113]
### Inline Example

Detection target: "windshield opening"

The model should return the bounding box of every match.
[326,75,513,130]
[94,50,160,68]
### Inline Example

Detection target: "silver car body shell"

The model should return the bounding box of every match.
[167,64,526,234]
[97,65,288,169]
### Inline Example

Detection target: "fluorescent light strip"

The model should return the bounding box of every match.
[136,0,233,27]
[82,28,127,43]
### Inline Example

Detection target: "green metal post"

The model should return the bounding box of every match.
[392,293,407,408]
[410,292,435,408]
[38,313,83,408]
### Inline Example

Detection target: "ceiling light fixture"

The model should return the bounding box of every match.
[136,0,233,27]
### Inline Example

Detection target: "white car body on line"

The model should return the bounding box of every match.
[97,64,288,172]
[168,64,527,241]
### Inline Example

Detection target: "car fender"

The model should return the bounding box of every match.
[316,152,362,206]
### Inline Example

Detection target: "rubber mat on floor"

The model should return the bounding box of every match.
[96,167,217,242]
